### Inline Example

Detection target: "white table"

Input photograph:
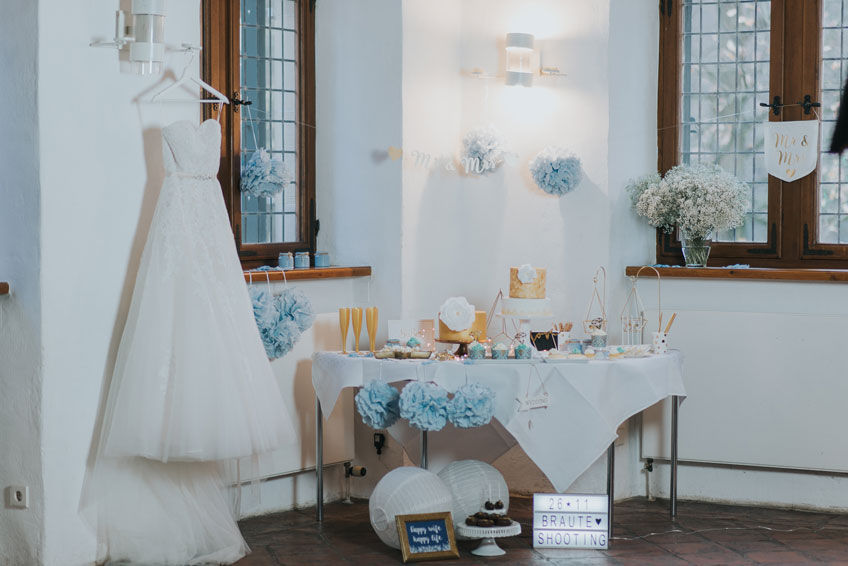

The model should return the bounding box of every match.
[312,351,685,525]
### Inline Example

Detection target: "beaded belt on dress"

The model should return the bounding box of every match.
[168,172,216,180]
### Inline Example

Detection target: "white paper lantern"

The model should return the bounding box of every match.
[437,460,509,527]
[369,467,454,549]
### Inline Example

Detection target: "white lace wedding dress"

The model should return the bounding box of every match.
[81,119,295,565]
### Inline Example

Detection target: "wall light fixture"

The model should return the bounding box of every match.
[505,32,535,87]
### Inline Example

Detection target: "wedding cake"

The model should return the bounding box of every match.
[501,264,552,317]
[438,297,487,342]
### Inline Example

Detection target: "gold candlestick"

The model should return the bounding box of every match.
[352,307,363,353]
[366,306,378,353]
[339,308,351,354]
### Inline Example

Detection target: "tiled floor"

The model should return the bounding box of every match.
[236,497,848,565]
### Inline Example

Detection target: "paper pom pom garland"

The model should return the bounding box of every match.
[355,381,401,429]
[399,382,450,431]
[241,149,294,198]
[447,383,495,429]
[529,146,583,196]
[248,284,315,360]
[461,126,507,175]
[390,381,497,431]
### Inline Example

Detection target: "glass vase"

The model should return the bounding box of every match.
[681,231,712,267]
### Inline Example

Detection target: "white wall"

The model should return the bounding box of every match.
[315,0,408,498]
[0,1,44,565]
[315,0,403,332]
[643,279,848,511]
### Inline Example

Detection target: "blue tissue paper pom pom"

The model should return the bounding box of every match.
[355,381,401,429]
[448,383,495,428]
[529,146,583,196]
[241,149,294,198]
[278,287,316,333]
[399,382,450,431]
[249,285,305,360]
[249,286,277,330]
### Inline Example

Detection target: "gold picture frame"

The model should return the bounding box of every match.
[395,512,459,563]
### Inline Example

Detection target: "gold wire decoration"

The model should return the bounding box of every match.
[487,289,512,344]
[620,266,661,345]
[582,266,608,335]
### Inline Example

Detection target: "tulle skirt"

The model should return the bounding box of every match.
[81,175,295,564]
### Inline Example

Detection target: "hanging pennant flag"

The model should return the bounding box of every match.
[763,120,820,182]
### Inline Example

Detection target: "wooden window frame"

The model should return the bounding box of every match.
[202,0,316,269]
[657,0,848,268]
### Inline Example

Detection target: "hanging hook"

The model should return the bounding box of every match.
[231,91,253,113]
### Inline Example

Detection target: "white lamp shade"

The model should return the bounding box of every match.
[506,32,535,51]
[437,460,509,528]
[369,467,454,549]
[505,33,535,86]
[130,0,166,75]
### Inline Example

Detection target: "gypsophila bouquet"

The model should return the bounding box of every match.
[628,164,749,239]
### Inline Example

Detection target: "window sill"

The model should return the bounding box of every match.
[243,266,371,283]
[0,282,8,295]
[625,266,848,283]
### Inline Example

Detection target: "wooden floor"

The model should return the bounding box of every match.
[235,497,848,565]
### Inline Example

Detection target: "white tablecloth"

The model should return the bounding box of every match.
[312,352,685,491]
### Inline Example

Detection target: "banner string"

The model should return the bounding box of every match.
[659,103,823,134]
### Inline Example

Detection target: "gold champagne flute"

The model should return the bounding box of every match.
[352,307,363,353]
[339,308,351,354]
[366,306,378,353]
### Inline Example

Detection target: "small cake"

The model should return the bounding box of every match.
[502,264,552,318]
[492,342,509,360]
[468,342,486,360]
[509,264,547,299]
[515,343,531,360]
[407,336,422,349]
[438,296,476,342]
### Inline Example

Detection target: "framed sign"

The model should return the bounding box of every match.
[533,494,609,550]
[395,512,459,563]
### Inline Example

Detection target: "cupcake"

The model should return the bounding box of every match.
[492,342,509,360]
[591,329,608,348]
[468,342,486,360]
[515,343,531,360]
[407,336,422,350]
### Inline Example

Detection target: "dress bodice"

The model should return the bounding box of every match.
[162,120,222,178]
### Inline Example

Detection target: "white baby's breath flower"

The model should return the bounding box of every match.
[630,164,749,238]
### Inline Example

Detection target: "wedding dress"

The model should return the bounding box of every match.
[81,119,295,565]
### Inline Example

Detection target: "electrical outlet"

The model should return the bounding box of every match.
[7,486,29,509]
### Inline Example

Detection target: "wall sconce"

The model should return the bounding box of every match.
[505,33,535,87]
[90,0,166,75]
[129,0,166,75]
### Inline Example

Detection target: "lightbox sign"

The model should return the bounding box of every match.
[532,494,609,550]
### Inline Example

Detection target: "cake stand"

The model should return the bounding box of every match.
[435,338,472,357]
[456,521,521,556]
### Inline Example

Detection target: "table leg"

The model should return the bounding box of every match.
[421,430,428,470]
[606,442,614,542]
[316,397,324,522]
[670,395,678,518]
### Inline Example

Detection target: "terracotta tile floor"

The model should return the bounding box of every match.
[236,497,848,565]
